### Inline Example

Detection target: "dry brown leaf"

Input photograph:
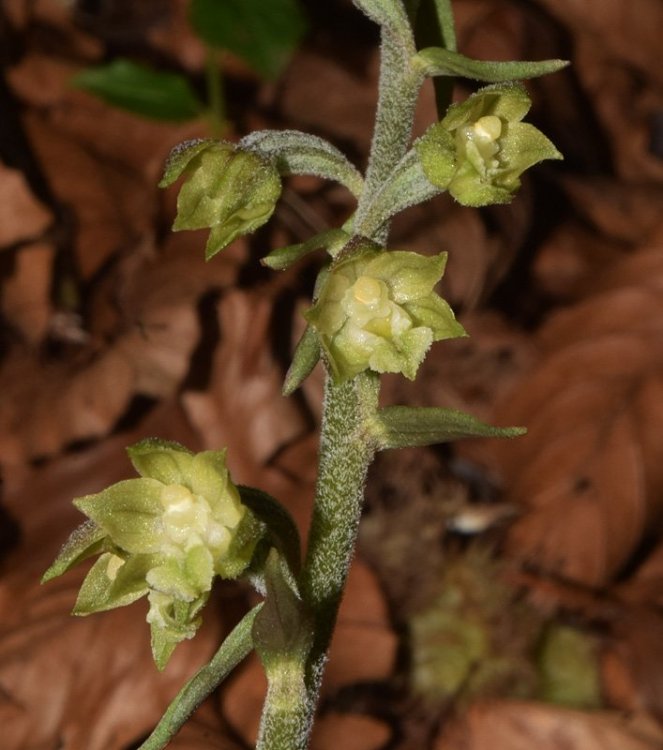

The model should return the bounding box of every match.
[24,113,153,279]
[533,0,663,85]
[0,164,52,247]
[436,700,663,750]
[310,713,391,750]
[182,289,309,478]
[474,252,663,585]
[1,242,54,344]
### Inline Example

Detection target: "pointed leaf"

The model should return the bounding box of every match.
[262,229,349,271]
[240,129,363,197]
[283,325,321,396]
[42,520,108,583]
[369,405,525,450]
[189,0,307,80]
[252,550,312,671]
[73,60,203,121]
[138,605,260,750]
[414,47,569,82]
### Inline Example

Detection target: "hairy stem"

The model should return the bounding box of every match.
[256,375,379,749]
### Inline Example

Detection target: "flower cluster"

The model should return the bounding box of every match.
[159,139,282,259]
[43,440,262,668]
[305,243,466,381]
[416,83,561,206]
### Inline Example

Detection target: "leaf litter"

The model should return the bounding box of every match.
[1,0,663,748]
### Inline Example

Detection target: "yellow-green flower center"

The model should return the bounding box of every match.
[159,484,232,555]
[459,115,503,177]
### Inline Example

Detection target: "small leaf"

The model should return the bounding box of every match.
[283,325,321,396]
[189,0,307,80]
[240,130,363,197]
[414,47,569,82]
[262,229,349,271]
[369,405,525,450]
[73,60,203,121]
[42,520,108,583]
[252,550,312,671]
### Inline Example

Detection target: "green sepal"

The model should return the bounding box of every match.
[215,507,264,579]
[414,47,568,82]
[240,130,363,198]
[138,605,261,750]
[42,520,109,583]
[369,405,526,450]
[74,479,164,554]
[283,325,321,396]
[356,149,441,236]
[158,139,216,188]
[73,60,203,122]
[238,486,301,576]
[252,550,312,672]
[261,229,349,271]
[73,552,154,615]
[127,438,194,485]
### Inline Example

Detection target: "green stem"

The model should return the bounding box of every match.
[205,47,225,138]
[355,29,423,240]
[256,374,379,749]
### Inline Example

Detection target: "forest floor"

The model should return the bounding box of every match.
[2,1,663,748]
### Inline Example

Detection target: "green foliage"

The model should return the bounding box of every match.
[370,406,525,450]
[73,60,203,121]
[189,0,307,80]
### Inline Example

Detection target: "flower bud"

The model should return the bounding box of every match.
[416,83,561,206]
[305,243,466,382]
[160,139,282,259]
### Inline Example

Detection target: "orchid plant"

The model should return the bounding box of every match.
[43,0,566,747]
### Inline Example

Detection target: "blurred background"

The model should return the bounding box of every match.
[1,0,663,748]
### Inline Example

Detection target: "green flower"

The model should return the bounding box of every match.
[159,139,282,259]
[305,243,466,382]
[43,439,263,669]
[416,83,561,206]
